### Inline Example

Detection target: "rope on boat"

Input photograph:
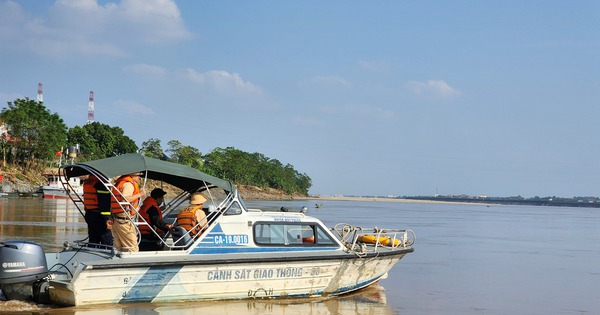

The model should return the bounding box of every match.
[332,223,416,257]
[332,223,368,257]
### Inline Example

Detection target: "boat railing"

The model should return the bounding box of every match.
[58,167,95,218]
[58,163,240,252]
[54,171,83,194]
[332,223,415,255]
[58,165,151,251]
[166,189,237,250]
[168,213,208,250]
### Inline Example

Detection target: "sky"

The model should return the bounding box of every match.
[0,0,599,198]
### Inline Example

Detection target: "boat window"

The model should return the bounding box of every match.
[224,201,242,216]
[238,198,249,211]
[254,223,337,246]
[316,227,337,245]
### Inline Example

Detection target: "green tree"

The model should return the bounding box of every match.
[0,98,67,168]
[202,147,228,178]
[166,140,203,169]
[203,146,312,195]
[67,122,137,160]
[140,138,167,160]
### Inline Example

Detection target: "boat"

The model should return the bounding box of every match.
[0,153,415,306]
[40,173,83,199]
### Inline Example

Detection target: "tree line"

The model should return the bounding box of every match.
[0,98,311,195]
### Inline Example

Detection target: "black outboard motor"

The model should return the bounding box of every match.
[0,241,49,301]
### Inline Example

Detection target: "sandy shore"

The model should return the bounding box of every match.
[237,186,491,205]
[300,195,480,204]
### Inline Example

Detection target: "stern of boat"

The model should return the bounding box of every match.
[48,280,76,306]
[44,244,115,306]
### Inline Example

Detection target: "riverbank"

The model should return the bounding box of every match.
[308,196,462,203]
[300,195,493,206]
[0,169,47,193]
[239,188,489,205]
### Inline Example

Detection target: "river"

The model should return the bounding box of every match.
[1,198,599,314]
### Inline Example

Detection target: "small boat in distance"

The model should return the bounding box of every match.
[40,173,83,199]
[0,154,415,306]
[40,145,83,199]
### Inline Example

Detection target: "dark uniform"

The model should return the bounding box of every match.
[83,176,113,246]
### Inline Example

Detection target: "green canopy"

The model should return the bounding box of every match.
[61,153,235,193]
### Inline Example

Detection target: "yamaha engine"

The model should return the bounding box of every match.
[0,241,49,302]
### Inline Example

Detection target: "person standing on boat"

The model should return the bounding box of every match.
[138,188,172,250]
[175,192,207,237]
[83,175,113,247]
[111,172,146,252]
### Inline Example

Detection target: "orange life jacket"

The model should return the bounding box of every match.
[176,205,203,237]
[111,175,140,216]
[83,176,111,215]
[83,177,100,211]
[138,197,164,236]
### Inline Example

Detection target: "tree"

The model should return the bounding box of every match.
[203,146,312,195]
[67,122,137,160]
[140,138,167,160]
[166,140,203,169]
[0,98,67,168]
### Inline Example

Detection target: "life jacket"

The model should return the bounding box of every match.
[176,205,203,237]
[83,176,111,216]
[138,197,164,236]
[83,177,100,211]
[111,175,140,216]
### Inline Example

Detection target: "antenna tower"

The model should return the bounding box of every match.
[37,83,43,102]
[87,91,95,124]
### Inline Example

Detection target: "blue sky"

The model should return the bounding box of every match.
[1,1,599,198]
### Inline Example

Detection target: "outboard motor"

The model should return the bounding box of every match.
[0,241,49,301]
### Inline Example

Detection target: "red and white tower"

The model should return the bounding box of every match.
[87,91,95,124]
[37,83,43,103]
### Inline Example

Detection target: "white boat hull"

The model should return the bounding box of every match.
[48,251,407,305]
[41,187,71,199]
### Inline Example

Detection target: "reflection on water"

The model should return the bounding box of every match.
[0,284,391,314]
[0,198,87,251]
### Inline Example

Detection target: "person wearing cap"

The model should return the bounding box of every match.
[138,188,172,250]
[175,192,208,238]
[110,172,147,252]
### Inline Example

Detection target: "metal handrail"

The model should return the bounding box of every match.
[332,224,415,256]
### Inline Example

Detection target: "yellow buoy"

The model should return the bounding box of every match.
[357,235,400,246]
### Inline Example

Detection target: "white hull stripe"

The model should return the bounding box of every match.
[190,246,338,254]
[118,266,182,303]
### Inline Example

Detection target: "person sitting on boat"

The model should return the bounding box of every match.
[175,192,208,238]
[111,172,146,252]
[138,188,172,250]
[83,174,113,247]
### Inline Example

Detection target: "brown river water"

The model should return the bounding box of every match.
[1,198,600,314]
